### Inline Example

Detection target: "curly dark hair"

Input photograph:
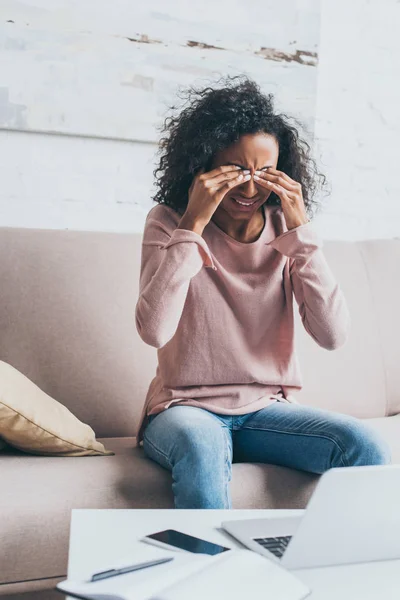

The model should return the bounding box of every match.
[153,75,327,218]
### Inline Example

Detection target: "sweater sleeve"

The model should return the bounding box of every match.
[267,221,350,350]
[135,212,216,348]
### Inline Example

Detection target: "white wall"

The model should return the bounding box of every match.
[313,0,400,240]
[0,129,156,231]
[0,0,320,233]
[0,0,399,239]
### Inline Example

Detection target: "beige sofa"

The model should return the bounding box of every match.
[0,226,399,595]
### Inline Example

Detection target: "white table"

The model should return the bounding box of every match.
[67,509,400,600]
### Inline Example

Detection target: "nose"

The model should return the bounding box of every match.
[238,174,258,199]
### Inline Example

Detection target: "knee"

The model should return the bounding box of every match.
[173,422,226,467]
[336,419,391,467]
[144,408,229,472]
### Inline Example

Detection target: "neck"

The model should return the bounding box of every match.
[212,206,266,243]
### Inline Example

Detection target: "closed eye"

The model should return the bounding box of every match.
[226,163,273,170]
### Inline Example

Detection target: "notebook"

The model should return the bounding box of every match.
[57,547,211,600]
[56,544,310,600]
[154,549,310,600]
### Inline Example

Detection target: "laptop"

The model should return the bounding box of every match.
[222,464,400,569]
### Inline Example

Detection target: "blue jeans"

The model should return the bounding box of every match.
[143,403,391,509]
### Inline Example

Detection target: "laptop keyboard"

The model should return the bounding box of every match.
[253,535,292,558]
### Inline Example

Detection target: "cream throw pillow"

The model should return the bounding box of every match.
[0,361,114,456]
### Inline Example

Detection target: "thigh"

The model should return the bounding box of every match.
[234,402,359,473]
[143,406,232,471]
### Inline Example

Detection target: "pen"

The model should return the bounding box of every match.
[89,557,174,582]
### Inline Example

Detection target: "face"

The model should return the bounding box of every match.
[211,132,279,220]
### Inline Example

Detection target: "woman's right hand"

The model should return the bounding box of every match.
[178,165,251,235]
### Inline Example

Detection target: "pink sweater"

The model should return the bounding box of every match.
[135,203,350,443]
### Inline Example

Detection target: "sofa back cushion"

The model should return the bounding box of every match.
[0,227,398,437]
[295,239,400,418]
[0,228,150,438]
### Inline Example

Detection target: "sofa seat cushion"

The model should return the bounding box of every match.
[2,414,399,587]
[0,437,172,585]
[0,436,317,586]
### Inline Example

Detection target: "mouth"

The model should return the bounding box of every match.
[230,196,259,209]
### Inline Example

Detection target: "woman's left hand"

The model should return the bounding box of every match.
[253,168,309,230]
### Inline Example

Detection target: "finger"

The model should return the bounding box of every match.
[268,183,298,204]
[205,169,249,187]
[215,172,251,191]
[252,173,273,191]
[215,173,252,201]
[254,171,298,192]
[200,164,242,182]
[265,168,299,187]
[260,180,291,200]
[253,174,295,200]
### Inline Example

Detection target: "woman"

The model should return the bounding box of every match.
[135,76,390,509]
